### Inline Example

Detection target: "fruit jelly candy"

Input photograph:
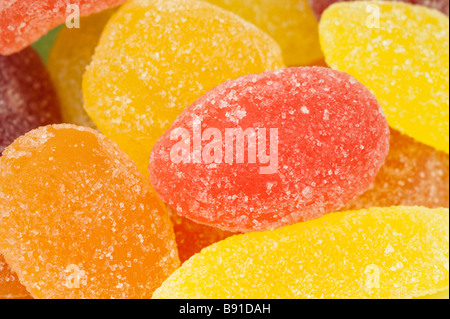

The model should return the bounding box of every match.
[308,0,449,20]
[0,46,60,300]
[49,8,118,128]
[0,124,180,299]
[47,4,239,261]
[149,67,390,232]
[82,0,285,176]
[153,206,449,299]
[168,207,236,263]
[343,128,449,210]
[0,255,30,299]
[420,290,449,299]
[175,125,450,261]
[203,0,323,66]
[0,47,61,154]
[0,0,127,55]
[319,1,449,153]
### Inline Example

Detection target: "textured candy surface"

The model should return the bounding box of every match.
[0,0,127,55]
[83,0,284,175]
[149,67,390,232]
[343,128,449,210]
[49,9,117,128]
[0,47,61,154]
[320,1,449,153]
[168,207,236,263]
[0,125,179,299]
[47,7,229,263]
[204,0,323,66]
[309,0,450,19]
[176,127,449,261]
[0,255,30,299]
[153,207,449,299]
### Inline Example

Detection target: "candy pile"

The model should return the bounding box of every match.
[154,207,449,299]
[0,0,448,299]
[149,67,390,232]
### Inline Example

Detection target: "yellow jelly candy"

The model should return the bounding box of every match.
[83,0,284,175]
[319,1,449,153]
[153,207,449,299]
[48,8,117,128]
[419,289,449,299]
[203,0,323,66]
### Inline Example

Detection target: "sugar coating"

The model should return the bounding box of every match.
[343,128,449,210]
[49,9,117,128]
[203,0,323,66]
[0,0,127,55]
[49,4,240,260]
[309,0,450,19]
[0,254,30,299]
[168,207,236,263]
[149,67,390,232]
[153,207,449,299]
[320,1,449,153]
[175,127,449,261]
[0,47,61,154]
[0,124,180,299]
[82,0,285,175]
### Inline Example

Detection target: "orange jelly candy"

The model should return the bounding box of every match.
[0,254,30,299]
[0,124,179,299]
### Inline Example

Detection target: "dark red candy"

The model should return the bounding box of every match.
[0,47,61,153]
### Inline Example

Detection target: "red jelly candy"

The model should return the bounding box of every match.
[149,67,390,232]
[0,0,127,55]
[308,0,449,20]
[0,47,61,154]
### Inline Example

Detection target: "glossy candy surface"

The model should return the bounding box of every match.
[204,0,324,66]
[0,0,127,55]
[320,1,449,153]
[153,207,449,299]
[0,125,179,299]
[83,0,285,175]
[149,67,390,232]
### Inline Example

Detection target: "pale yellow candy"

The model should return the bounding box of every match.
[203,0,323,66]
[83,0,284,175]
[48,9,117,128]
[153,207,449,299]
[319,1,449,153]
